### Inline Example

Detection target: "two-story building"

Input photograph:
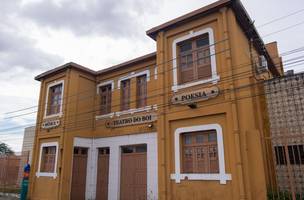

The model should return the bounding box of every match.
[29,0,284,199]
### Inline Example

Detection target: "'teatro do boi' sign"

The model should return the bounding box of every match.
[106,113,157,128]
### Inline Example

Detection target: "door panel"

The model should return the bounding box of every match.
[120,145,147,200]
[71,147,88,200]
[96,148,110,200]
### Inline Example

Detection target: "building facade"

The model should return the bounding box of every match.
[29,0,284,199]
[21,126,36,165]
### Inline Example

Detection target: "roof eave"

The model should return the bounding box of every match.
[35,62,96,81]
[96,52,156,75]
[146,0,231,40]
[35,52,157,81]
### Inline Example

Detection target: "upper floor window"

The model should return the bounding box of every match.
[121,79,131,111]
[172,28,218,92]
[178,33,211,84]
[45,81,64,117]
[100,84,112,115]
[182,130,219,173]
[136,75,147,108]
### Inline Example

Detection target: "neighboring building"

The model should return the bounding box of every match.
[264,72,304,194]
[21,126,36,164]
[29,0,284,199]
[17,126,36,185]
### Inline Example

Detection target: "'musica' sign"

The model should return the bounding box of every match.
[106,113,157,128]
[42,119,60,129]
[171,86,219,105]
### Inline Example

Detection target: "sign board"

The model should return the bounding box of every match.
[171,86,219,105]
[42,119,60,129]
[106,113,157,128]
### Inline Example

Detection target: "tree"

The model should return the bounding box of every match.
[0,142,14,155]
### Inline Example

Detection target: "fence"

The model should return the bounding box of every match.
[265,73,304,200]
[0,151,29,193]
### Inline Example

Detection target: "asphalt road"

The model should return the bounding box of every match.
[0,193,19,200]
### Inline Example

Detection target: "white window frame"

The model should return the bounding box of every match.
[170,124,231,184]
[44,80,64,119]
[172,28,219,92]
[117,69,150,89]
[36,142,59,178]
[96,80,115,94]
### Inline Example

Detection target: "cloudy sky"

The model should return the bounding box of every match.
[0,0,303,151]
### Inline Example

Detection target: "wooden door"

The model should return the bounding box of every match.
[96,148,110,200]
[71,147,88,200]
[120,145,147,200]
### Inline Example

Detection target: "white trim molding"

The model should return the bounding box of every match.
[95,112,115,120]
[36,142,59,178]
[115,105,156,117]
[73,132,158,200]
[172,28,219,92]
[117,69,150,89]
[154,66,158,80]
[96,80,115,94]
[171,124,231,184]
[95,104,158,120]
[44,80,64,119]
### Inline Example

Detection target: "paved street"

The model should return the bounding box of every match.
[0,193,19,200]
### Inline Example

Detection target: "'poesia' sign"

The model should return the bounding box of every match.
[171,86,219,104]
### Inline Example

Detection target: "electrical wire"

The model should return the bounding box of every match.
[4,7,304,117]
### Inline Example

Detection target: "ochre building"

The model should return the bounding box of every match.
[29,0,284,199]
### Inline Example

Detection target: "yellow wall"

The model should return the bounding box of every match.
[29,5,279,200]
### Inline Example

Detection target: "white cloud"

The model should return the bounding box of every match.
[21,0,162,37]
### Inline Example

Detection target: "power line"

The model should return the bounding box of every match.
[1,49,304,132]
[0,47,290,121]
[4,8,304,116]
[1,57,304,135]
[263,20,304,38]
[257,8,304,28]
[2,15,304,128]
[2,38,229,116]
[8,68,304,139]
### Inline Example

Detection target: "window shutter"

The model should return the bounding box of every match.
[100,84,112,115]
[178,41,194,84]
[41,146,56,173]
[179,53,194,84]
[182,130,219,173]
[121,80,130,110]
[177,34,212,84]
[47,84,62,115]
[196,36,212,80]
[136,75,147,108]
[196,47,212,80]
